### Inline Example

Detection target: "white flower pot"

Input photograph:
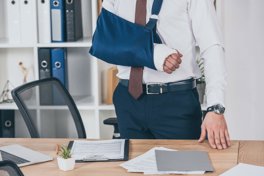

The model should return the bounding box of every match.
[57,157,75,171]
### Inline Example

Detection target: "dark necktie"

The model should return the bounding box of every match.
[128,0,147,99]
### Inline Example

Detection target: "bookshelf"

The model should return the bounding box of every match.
[0,0,115,139]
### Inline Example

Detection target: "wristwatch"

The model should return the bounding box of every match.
[207,104,225,115]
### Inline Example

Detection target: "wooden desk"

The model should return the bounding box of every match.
[0,139,263,176]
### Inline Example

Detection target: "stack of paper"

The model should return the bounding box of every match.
[70,139,128,161]
[120,147,205,175]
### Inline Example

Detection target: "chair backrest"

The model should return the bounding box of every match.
[11,78,86,138]
[0,160,24,176]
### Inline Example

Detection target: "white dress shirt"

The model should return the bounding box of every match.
[102,0,227,107]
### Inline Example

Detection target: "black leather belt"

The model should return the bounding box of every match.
[119,78,196,95]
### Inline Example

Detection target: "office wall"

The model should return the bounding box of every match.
[223,0,264,139]
[0,1,6,39]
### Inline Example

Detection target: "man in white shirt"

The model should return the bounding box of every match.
[104,0,230,149]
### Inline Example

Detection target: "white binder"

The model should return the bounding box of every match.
[6,0,21,43]
[50,0,65,42]
[37,0,51,43]
[20,0,36,43]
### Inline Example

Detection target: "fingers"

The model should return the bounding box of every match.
[207,129,216,149]
[163,65,173,74]
[220,130,227,149]
[166,57,179,71]
[170,53,182,64]
[199,126,228,149]
[163,59,177,74]
[163,52,182,74]
[198,127,206,143]
[208,127,230,150]
[225,130,231,147]
[214,130,223,150]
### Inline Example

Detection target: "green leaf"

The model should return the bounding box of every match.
[58,146,71,159]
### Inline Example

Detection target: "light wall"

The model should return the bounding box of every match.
[223,0,264,139]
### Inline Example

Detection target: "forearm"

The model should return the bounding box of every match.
[202,44,227,107]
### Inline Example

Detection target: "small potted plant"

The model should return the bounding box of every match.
[57,145,75,171]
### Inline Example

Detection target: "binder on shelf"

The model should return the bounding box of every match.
[38,48,53,105]
[6,0,21,43]
[20,0,35,43]
[0,110,15,138]
[50,0,66,42]
[51,48,67,87]
[51,48,68,105]
[65,0,83,42]
[37,0,51,43]
[39,48,52,80]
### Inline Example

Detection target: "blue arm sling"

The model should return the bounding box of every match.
[89,0,164,70]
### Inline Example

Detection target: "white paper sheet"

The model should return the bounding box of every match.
[120,147,205,175]
[71,139,125,161]
[220,163,264,176]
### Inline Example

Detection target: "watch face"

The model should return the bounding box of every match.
[214,104,225,114]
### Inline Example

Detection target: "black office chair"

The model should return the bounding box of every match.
[103,117,120,139]
[11,78,86,138]
[0,160,24,176]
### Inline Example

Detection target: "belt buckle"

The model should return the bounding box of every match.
[146,83,166,95]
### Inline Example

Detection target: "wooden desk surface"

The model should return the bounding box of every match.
[0,138,262,176]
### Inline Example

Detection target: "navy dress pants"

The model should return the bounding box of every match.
[113,83,203,139]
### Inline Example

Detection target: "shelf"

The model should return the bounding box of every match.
[0,102,18,110]
[74,95,96,110]
[0,96,95,111]
[98,104,115,110]
[37,37,92,48]
[34,96,95,110]
[0,38,35,48]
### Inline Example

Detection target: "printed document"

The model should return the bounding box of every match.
[70,139,126,161]
[121,147,205,175]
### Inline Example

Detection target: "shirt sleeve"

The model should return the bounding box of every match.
[188,0,224,53]
[188,0,227,108]
[202,45,227,107]
[102,0,116,12]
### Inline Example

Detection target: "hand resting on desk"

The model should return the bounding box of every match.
[199,112,231,150]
